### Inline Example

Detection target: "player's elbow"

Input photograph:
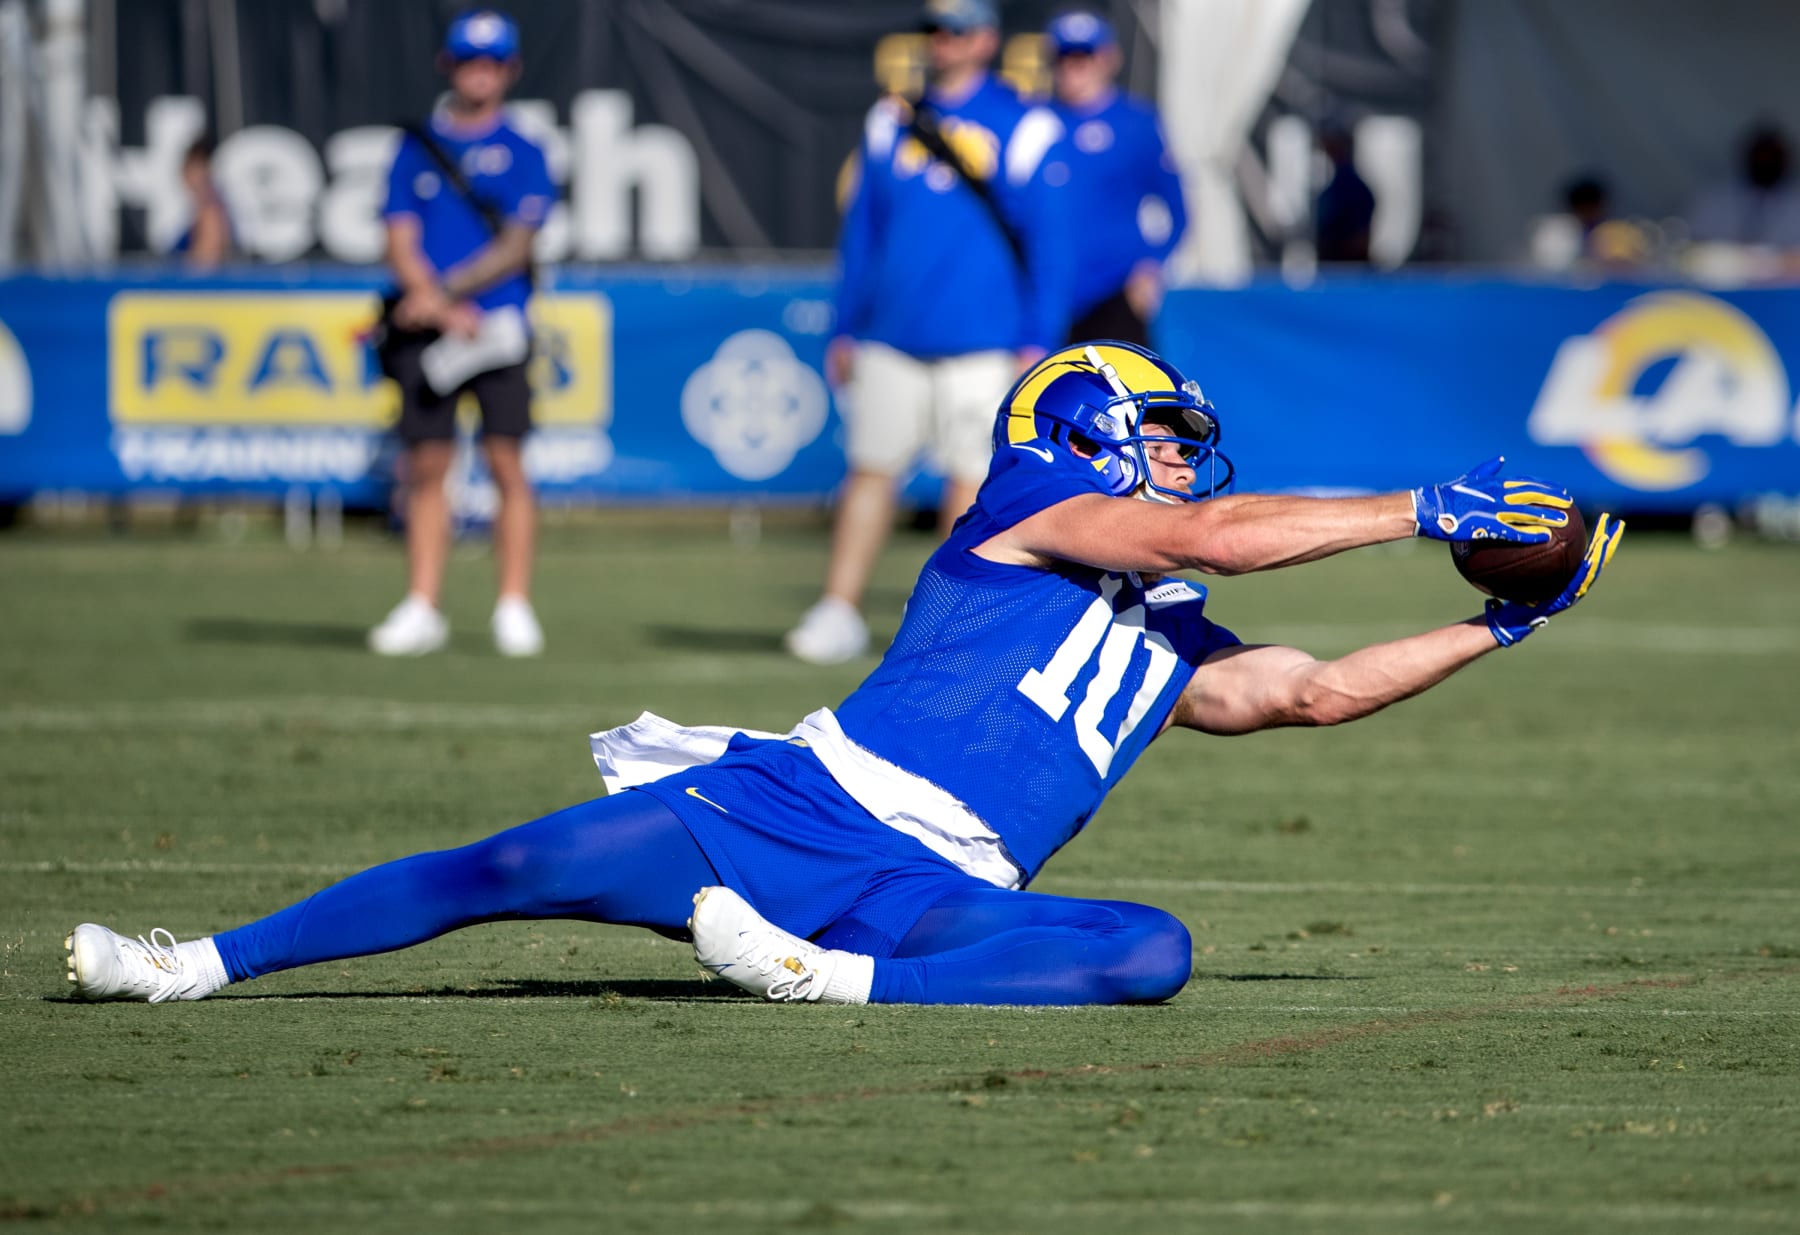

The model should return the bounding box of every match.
[1291,676,1360,727]
[1174,504,1259,576]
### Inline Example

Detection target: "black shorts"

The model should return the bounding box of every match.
[1066,288,1152,349]
[386,338,533,445]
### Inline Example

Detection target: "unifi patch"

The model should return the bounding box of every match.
[1145,580,1206,608]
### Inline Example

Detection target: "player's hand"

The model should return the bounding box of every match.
[1412,456,1574,543]
[1485,514,1625,647]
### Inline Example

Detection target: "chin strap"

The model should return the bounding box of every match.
[1085,344,1135,403]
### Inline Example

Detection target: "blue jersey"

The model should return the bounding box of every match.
[382,111,554,313]
[833,442,1240,882]
[836,76,1073,356]
[1052,91,1187,319]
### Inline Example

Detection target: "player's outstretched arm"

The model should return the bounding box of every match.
[988,457,1575,577]
[992,490,1417,575]
[1174,515,1625,735]
[1171,621,1498,736]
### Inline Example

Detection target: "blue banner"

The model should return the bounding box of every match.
[1,270,1796,510]
[0,267,843,503]
[1159,278,1800,511]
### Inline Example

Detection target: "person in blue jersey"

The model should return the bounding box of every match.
[367,10,555,660]
[1047,11,1186,348]
[785,0,1074,666]
[63,342,1624,1009]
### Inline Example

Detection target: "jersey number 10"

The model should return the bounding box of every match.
[1016,575,1180,777]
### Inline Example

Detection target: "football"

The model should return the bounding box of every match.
[1450,506,1588,603]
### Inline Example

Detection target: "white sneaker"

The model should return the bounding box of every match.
[491,596,544,658]
[784,597,868,665]
[65,924,227,1003]
[689,887,872,1004]
[368,595,449,656]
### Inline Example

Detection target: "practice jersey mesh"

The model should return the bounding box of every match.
[834,446,1239,881]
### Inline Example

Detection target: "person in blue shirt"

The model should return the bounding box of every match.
[1047,11,1187,348]
[785,0,1074,667]
[368,9,556,660]
[65,341,1625,1009]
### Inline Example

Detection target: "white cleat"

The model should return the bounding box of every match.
[491,596,545,658]
[784,597,868,666]
[689,886,872,1005]
[368,596,449,657]
[65,924,223,1003]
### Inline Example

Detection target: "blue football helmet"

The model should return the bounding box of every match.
[993,341,1234,502]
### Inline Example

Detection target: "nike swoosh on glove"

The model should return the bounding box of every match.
[1413,456,1575,544]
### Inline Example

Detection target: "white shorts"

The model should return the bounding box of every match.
[842,343,1014,483]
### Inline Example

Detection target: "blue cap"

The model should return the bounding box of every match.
[920,0,999,34]
[445,10,519,62]
[1047,11,1116,55]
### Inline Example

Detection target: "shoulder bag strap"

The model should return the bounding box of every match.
[904,101,1030,272]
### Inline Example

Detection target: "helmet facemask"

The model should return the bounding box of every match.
[995,341,1237,502]
[1082,349,1235,504]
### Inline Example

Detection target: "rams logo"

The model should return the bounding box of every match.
[0,315,31,434]
[895,116,999,185]
[1527,291,1794,491]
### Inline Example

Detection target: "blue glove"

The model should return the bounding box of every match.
[1413,457,1574,544]
[1486,514,1626,647]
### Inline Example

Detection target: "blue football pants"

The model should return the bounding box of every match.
[212,792,1191,1006]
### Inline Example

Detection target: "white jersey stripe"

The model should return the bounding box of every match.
[588,709,1024,890]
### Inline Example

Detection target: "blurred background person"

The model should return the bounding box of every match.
[1688,123,1800,258]
[785,0,1072,666]
[1562,174,1613,260]
[170,135,233,270]
[1314,120,1375,265]
[1047,9,1185,348]
[367,9,554,659]
[1563,174,1652,271]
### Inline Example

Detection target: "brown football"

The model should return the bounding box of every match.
[1450,506,1588,603]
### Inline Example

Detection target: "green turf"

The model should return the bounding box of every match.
[2,517,1797,1233]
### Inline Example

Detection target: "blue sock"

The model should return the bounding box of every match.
[213,791,715,983]
[869,888,1192,1006]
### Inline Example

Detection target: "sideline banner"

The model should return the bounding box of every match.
[0,270,1796,509]
[0,268,841,503]
[1159,278,1800,510]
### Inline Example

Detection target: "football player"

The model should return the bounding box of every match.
[65,343,1623,1007]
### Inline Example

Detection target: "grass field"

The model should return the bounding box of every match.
[2,516,1798,1232]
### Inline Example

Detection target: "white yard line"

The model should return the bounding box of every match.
[1183,1006,1800,1017]
[357,1197,1799,1224]
[0,688,803,733]
[1052,876,1800,900]
[6,860,1797,903]
[0,859,363,876]
[5,860,1795,903]
[1255,621,1800,655]
[0,698,602,733]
